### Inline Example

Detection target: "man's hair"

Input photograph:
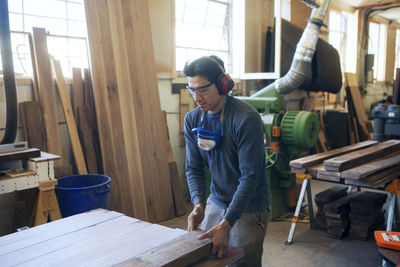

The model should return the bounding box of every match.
[183,55,225,83]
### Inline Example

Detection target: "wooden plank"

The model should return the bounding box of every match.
[345,73,369,140]
[0,209,123,252]
[169,161,187,216]
[30,151,61,162]
[341,154,400,179]
[71,68,84,121]
[84,0,132,217]
[85,0,175,222]
[32,27,63,167]
[78,107,98,173]
[116,231,212,267]
[344,165,400,188]
[180,89,191,133]
[7,218,187,266]
[116,0,174,222]
[27,33,40,103]
[51,58,88,175]
[0,148,40,162]
[83,68,102,173]
[19,101,47,150]
[316,173,341,182]
[289,140,377,169]
[324,140,400,172]
[308,163,324,176]
[318,168,341,178]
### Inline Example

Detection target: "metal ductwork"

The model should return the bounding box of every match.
[276,0,329,95]
[253,0,332,97]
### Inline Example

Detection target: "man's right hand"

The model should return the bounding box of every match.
[187,203,205,231]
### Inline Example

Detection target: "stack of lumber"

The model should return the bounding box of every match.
[290,140,400,188]
[84,0,175,222]
[324,195,351,239]
[313,186,347,231]
[349,191,387,240]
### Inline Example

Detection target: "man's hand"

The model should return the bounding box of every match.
[187,203,205,232]
[197,219,232,259]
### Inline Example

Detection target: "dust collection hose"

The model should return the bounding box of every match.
[0,0,18,144]
[252,0,330,97]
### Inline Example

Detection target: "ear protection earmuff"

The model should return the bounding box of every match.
[208,57,234,95]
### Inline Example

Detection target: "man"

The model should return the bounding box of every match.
[183,55,270,266]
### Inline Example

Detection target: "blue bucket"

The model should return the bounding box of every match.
[55,174,111,218]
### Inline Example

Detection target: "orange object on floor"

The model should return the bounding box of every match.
[375,231,400,251]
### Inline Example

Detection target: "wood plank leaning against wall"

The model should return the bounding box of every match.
[84,0,175,223]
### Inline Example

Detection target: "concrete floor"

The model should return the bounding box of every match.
[160,179,385,266]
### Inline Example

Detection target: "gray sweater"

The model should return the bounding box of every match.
[184,96,270,227]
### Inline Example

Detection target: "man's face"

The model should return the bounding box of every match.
[187,75,224,114]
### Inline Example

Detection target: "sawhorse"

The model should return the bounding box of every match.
[285,173,400,245]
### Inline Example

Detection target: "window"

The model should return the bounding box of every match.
[328,10,357,73]
[368,21,387,82]
[5,0,88,77]
[175,0,232,72]
[395,29,400,77]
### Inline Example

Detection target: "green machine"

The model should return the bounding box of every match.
[237,0,342,218]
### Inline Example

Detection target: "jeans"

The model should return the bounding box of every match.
[201,197,269,267]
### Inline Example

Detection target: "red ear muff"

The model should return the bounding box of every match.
[221,75,229,94]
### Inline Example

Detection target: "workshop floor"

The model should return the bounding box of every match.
[160,180,384,266]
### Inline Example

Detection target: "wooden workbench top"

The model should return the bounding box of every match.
[0,209,216,266]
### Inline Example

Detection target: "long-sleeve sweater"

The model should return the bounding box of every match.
[184,96,270,227]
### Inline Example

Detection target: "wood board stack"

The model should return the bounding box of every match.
[84,0,175,222]
[290,140,400,188]
[313,186,347,231]
[349,191,387,240]
[324,195,351,239]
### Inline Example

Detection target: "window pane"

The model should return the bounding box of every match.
[9,13,24,31]
[68,20,87,37]
[24,0,66,19]
[67,2,85,21]
[8,0,23,13]
[24,15,67,35]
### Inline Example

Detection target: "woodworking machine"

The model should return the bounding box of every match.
[237,0,342,218]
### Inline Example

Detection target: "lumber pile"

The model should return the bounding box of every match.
[324,195,351,239]
[84,0,175,222]
[290,140,400,188]
[313,186,347,231]
[349,191,387,240]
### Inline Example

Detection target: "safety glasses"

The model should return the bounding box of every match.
[186,82,213,96]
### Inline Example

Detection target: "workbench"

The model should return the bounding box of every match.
[285,141,400,244]
[0,209,243,266]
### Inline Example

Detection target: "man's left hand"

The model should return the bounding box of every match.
[197,219,232,259]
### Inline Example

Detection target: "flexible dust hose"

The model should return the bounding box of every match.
[252,0,330,97]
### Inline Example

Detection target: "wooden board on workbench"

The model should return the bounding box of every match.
[341,154,400,179]
[116,231,212,267]
[85,0,175,222]
[290,140,377,169]
[344,165,400,188]
[32,27,63,167]
[324,140,400,172]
